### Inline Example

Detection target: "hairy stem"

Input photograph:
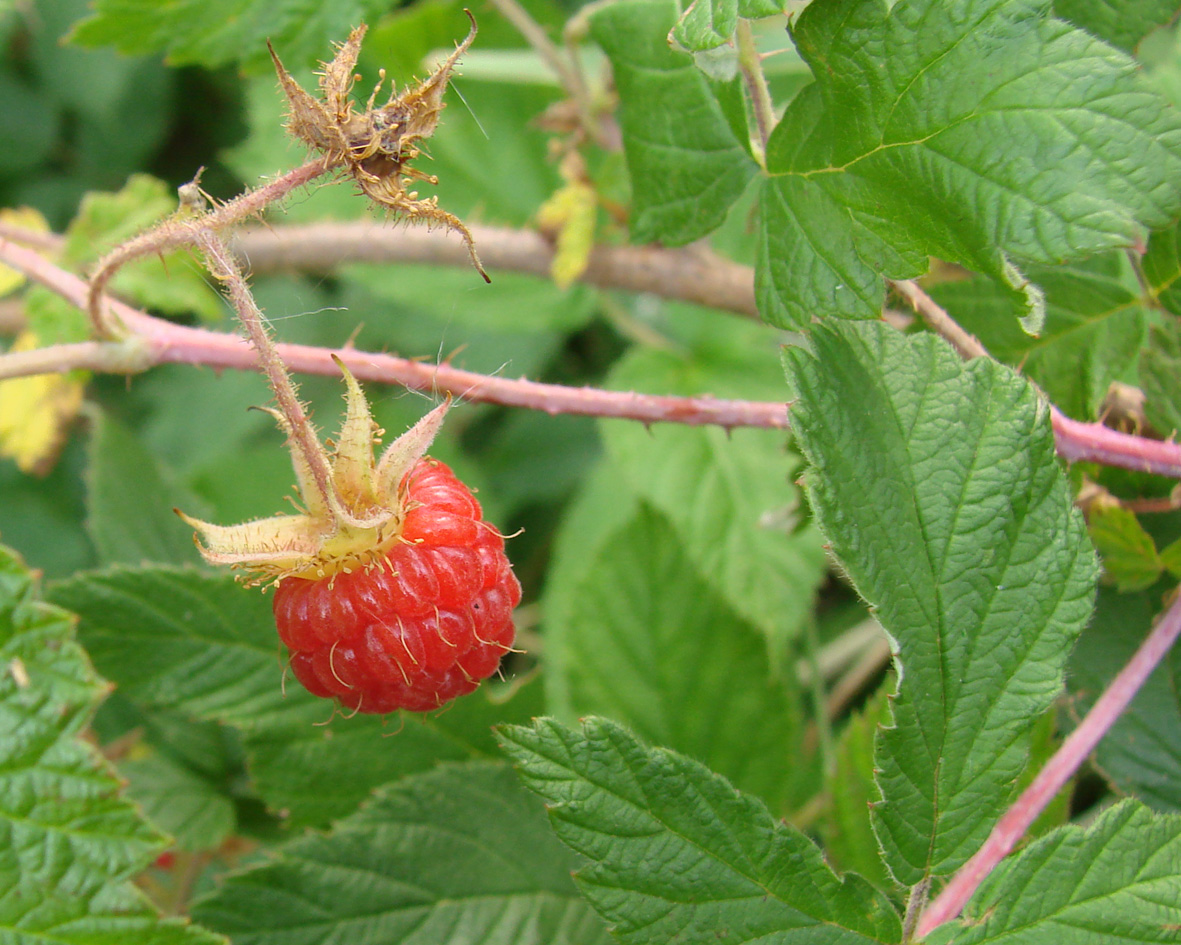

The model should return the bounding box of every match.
[194,230,337,511]
[0,239,784,429]
[916,588,1181,937]
[5,236,1181,476]
[736,19,776,162]
[86,157,335,336]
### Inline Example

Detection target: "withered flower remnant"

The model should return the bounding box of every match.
[268,12,489,281]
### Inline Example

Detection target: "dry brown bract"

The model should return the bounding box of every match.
[268,12,489,281]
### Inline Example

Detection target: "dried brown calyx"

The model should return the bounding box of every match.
[269,11,489,282]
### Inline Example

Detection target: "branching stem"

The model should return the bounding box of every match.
[86,157,335,336]
[194,230,336,510]
[4,237,1181,475]
[916,587,1181,936]
[0,238,784,430]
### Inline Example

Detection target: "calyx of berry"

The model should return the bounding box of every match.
[268,12,489,280]
[177,361,448,583]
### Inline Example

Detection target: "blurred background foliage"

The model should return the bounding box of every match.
[5,5,1181,907]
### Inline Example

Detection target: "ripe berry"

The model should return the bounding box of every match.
[272,459,519,714]
[177,362,520,716]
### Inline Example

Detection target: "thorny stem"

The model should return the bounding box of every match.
[194,230,336,509]
[86,157,335,336]
[893,277,1181,478]
[0,238,784,429]
[736,19,776,162]
[916,587,1181,937]
[4,236,1181,475]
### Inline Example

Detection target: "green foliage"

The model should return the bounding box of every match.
[928,254,1149,421]
[1087,503,1181,592]
[192,762,611,945]
[925,801,1181,944]
[539,508,804,812]
[590,0,758,245]
[69,0,395,71]
[758,0,1181,328]
[501,716,902,945]
[3,0,1181,941]
[819,691,893,892]
[783,323,1098,885]
[0,545,223,945]
[600,323,827,652]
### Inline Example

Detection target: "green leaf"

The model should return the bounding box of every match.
[672,0,738,52]
[1053,0,1179,53]
[820,690,893,892]
[244,676,544,828]
[758,0,1181,326]
[1088,503,1165,592]
[590,0,758,245]
[49,566,538,827]
[47,566,297,727]
[63,175,224,321]
[1067,587,1181,811]
[119,753,237,851]
[85,411,206,567]
[928,255,1148,421]
[1144,218,1181,316]
[0,544,223,945]
[601,340,827,655]
[545,507,804,813]
[783,322,1098,886]
[541,460,642,721]
[1141,318,1181,438]
[1141,222,1181,433]
[1160,536,1181,578]
[192,761,611,945]
[501,717,902,945]
[68,0,393,71]
[926,801,1181,944]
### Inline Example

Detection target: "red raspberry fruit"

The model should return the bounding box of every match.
[273,459,520,714]
[177,363,517,715]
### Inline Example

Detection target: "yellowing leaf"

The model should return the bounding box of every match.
[0,332,86,475]
[0,208,51,297]
[537,181,597,290]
